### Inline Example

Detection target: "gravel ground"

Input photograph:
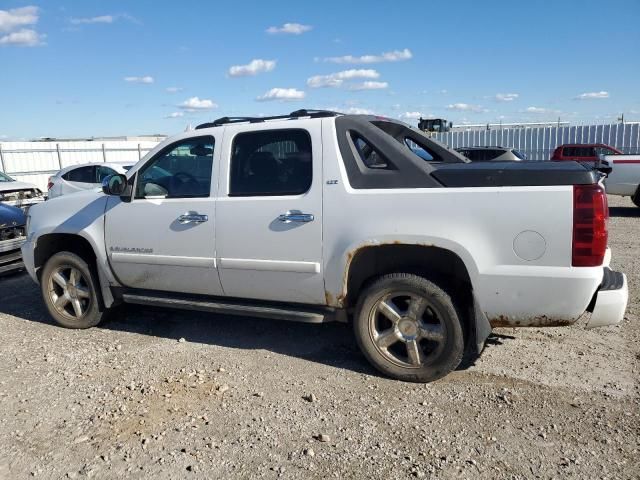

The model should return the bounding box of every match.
[0,195,638,479]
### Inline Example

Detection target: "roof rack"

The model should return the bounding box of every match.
[195,109,340,130]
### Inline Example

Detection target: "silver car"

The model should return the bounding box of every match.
[47,163,133,199]
[455,146,527,162]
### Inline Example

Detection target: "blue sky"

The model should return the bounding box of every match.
[1,0,639,139]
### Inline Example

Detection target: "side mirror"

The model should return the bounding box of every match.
[102,174,127,196]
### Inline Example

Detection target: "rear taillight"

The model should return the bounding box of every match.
[47,177,54,190]
[572,184,608,267]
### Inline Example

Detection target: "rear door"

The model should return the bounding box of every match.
[215,121,325,304]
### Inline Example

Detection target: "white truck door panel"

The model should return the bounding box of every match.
[104,135,223,296]
[216,121,324,304]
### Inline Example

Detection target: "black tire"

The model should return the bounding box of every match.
[632,188,640,208]
[353,273,465,383]
[40,251,108,329]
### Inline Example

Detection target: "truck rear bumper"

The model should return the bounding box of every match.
[586,268,628,328]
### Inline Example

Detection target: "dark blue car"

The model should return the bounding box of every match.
[0,202,26,274]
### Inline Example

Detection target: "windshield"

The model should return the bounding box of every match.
[0,171,15,182]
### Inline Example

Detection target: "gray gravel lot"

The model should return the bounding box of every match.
[0,195,638,479]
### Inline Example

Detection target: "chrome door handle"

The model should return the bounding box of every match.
[178,212,208,224]
[278,210,314,223]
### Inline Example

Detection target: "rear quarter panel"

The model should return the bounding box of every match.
[321,119,602,325]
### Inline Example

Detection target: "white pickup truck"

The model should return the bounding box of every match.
[21,110,629,382]
[602,154,640,207]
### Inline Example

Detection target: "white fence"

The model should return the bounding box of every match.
[0,140,161,191]
[434,123,640,160]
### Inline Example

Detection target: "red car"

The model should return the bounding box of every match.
[551,143,623,163]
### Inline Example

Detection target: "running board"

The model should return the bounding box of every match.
[121,293,333,324]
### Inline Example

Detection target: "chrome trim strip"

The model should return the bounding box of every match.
[219,258,320,274]
[111,252,216,268]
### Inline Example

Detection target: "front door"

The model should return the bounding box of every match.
[104,135,223,296]
[216,121,325,304]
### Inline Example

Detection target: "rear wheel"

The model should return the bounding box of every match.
[41,251,108,329]
[632,187,640,208]
[353,273,465,382]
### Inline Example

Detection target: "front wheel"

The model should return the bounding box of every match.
[40,251,108,329]
[632,187,640,208]
[353,273,465,382]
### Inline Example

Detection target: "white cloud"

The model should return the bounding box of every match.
[323,48,412,64]
[525,106,549,114]
[0,28,45,46]
[349,81,388,91]
[400,111,433,120]
[0,6,45,47]
[228,59,276,77]
[178,97,218,110]
[307,69,379,88]
[256,88,305,101]
[495,93,519,102]
[165,86,183,93]
[165,112,184,119]
[124,76,154,84]
[68,13,138,26]
[446,103,486,113]
[266,23,312,35]
[576,91,609,100]
[0,6,38,33]
[344,107,375,115]
[69,15,114,25]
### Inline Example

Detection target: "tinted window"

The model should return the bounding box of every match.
[405,139,434,161]
[595,147,616,156]
[135,137,214,199]
[64,166,95,183]
[97,166,117,182]
[230,129,312,196]
[486,149,504,161]
[351,133,391,169]
[564,146,594,157]
[463,150,487,162]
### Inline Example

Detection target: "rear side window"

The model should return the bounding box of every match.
[63,166,95,183]
[564,146,594,157]
[351,133,392,169]
[230,129,312,196]
[594,147,616,156]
